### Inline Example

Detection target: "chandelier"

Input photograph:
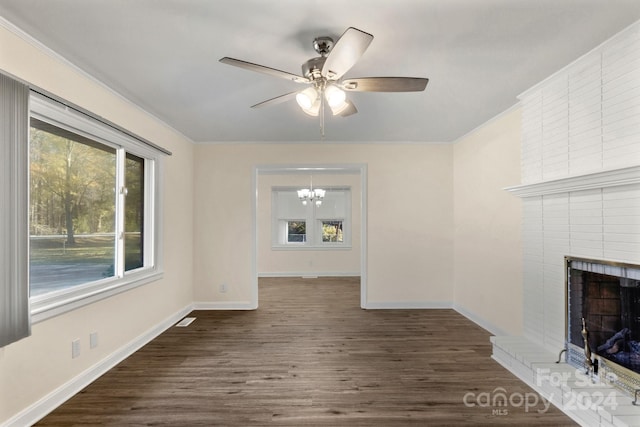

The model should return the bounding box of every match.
[297,177,325,206]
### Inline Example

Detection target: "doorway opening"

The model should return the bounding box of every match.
[252,164,367,308]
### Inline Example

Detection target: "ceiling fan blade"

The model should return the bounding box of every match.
[338,100,357,117]
[220,57,310,84]
[341,77,429,92]
[251,91,299,109]
[321,27,373,80]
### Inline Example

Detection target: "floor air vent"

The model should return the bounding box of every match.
[175,317,196,327]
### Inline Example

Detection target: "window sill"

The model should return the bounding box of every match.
[271,245,352,251]
[30,268,163,324]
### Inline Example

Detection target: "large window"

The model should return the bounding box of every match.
[29,93,163,319]
[272,187,351,248]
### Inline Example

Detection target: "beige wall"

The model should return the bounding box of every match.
[0,23,195,424]
[257,173,361,276]
[452,108,523,335]
[193,143,454,307]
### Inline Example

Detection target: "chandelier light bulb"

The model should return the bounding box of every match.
[298,188,310,199]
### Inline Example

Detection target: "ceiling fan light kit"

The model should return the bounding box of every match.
[220,27,429,135]
[295,84,347,118]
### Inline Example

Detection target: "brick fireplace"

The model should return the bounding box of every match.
[492,19,640,427]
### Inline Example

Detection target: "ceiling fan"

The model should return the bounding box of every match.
[219,27,428,133]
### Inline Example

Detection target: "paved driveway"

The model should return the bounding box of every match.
[30,263,112,297]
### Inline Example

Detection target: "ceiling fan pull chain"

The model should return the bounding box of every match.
[320,95,325,139]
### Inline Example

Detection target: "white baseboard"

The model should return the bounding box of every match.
[363,301,507,336]
[363,300,453,309]
[3,304,194,427]
[192,301,256,310]
[452,303,508,336]
[258,271,360,278]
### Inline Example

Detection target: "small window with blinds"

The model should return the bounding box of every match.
[272,187,351,249]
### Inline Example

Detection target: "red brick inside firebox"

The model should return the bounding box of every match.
[583,273,621,346]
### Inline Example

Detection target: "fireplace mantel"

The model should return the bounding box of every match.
[504,165,640,198]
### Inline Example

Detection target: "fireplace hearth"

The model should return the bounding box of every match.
[566,257,640,395]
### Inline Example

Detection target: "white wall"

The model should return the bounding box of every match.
[517,21,640,352]
[0,21,195,425]
[257,173,361,277]
[453,107,523,336]
[193,143,454,308]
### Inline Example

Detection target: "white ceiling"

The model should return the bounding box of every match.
[1,1,640,143]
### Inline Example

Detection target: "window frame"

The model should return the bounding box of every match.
[28,92,164,323]
[272,186,351,250]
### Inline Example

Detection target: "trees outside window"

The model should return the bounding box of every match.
[287,221,306,243]
[124,153,144,271]
[30,119,117,295]
[322,220,343,243]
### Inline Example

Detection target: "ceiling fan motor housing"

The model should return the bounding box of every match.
[313,36,334,56]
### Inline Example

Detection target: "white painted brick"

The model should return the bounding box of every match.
[519,23,640,392]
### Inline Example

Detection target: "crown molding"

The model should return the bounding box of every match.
[505,165,640,198]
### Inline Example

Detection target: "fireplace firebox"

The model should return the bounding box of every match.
[566,256,640,394]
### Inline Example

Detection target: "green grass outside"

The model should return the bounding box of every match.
[30,235,142,269]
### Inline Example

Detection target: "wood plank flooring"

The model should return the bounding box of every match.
[36,277,576,426]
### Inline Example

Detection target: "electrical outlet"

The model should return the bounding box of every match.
[72,339,81,359]
[220,283,228,293]
[90,332,98,349]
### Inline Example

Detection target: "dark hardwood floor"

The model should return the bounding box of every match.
[36,277,576,426]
